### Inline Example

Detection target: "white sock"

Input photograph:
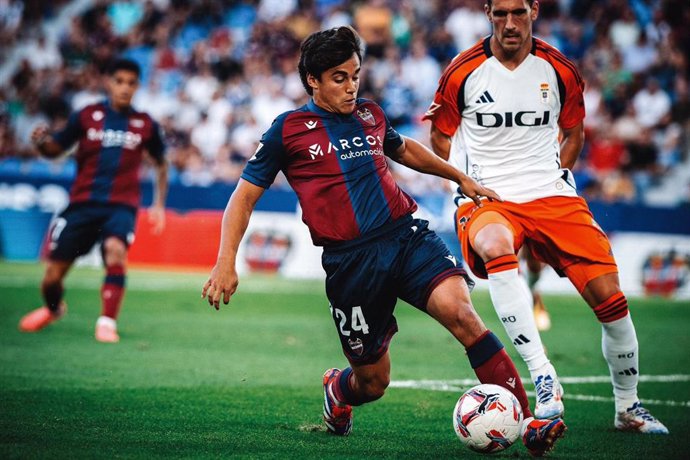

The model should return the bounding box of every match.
[601,313,639,412]
[488,268,549,373]
[96,316,117,330]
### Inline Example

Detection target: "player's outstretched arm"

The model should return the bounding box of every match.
[31,125,64,158]
[391,135,501,207]
[201,179,265,310]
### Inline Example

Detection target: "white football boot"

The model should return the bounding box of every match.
[615,401,669,434]
[533,363,564,420]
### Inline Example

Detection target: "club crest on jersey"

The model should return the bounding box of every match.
[130,118,144,128]
[540,83,550,104]
[92,110,104,121]
[356,108,375,125]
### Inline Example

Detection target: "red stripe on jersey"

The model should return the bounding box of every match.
[280,111,361,244]
[533,38,585,130]
[70,108,103,203]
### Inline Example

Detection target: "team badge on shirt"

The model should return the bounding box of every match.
[130,118,144,128]
[356,108,375,126]
[540,83,550,104]
[92,110,104,121]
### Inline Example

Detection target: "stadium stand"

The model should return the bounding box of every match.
[1,0,688,204]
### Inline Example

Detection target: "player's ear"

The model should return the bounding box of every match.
[307,73,319,92]
[484,3,491,20]
[531,0,540,20]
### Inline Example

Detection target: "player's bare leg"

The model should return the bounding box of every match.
[323,352,391,435]
[19,260,71,332]
[426,275,565,456]
[580,273,668,434]
[96,236,128,343]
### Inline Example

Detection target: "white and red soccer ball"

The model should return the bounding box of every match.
[453,383,524,453]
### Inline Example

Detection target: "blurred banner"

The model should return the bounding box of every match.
[2,175,689,297]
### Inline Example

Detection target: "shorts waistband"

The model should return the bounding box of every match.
[323,215,414,253]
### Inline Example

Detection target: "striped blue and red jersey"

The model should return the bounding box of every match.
[241,98,417,246]
[53,100,165,209]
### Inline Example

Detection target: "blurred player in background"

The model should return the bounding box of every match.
[202,26,566,455]
[425,0,667,433]
[18,58,168,343]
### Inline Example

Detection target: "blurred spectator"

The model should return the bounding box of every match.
[632,77,672,129]
[353,0,392,58]
[0,0,687,202]
[445,0,489,53]
[24,34,63,71]
[190,110,226,161]
[621,31,657,75]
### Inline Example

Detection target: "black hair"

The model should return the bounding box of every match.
[298,26,363,96]
[108,58,141,78]
[486,0,535,7]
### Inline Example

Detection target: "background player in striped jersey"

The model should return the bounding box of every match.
[202,26,566,456]
[19,58,168,343]
[425,0,667,433]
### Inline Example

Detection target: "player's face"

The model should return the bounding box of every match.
[486,0,538,55]
[308,53,360,115]
[107,70,139,111]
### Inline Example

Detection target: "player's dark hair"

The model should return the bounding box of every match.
[298,26,363,96]
[486,0,535,6]
[108,58,141,78]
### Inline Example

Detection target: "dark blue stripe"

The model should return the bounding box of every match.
[104,274,125,287]
[467,331,504,369]
[322,115,390,235]
[90,107,128,202]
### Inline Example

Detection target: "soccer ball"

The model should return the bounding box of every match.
[453,383,523,453]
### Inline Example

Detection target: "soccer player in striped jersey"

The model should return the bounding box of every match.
[424,0,667,434]
[18,58,168,343]
[202,26,566,455]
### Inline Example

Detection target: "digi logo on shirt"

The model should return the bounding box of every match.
[475,110,551,128]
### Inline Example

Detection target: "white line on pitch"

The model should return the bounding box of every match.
[390,375,690,408]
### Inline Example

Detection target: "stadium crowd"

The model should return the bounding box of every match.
[1,0,689,204]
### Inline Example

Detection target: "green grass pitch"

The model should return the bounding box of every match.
[1,261,689,458]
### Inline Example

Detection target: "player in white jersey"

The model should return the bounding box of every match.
[424,0,668,434]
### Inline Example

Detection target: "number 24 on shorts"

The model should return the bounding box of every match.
[331,305,370,336]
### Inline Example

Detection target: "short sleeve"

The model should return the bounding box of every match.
[52,111,83,149]
[382,110,403,155]
[240,116,287,189]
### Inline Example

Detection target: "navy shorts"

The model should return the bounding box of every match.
[47,203,137,261]
[322,215,473,365]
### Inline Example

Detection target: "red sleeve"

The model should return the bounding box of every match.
[535,39,585,129]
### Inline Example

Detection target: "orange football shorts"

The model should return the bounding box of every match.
[455,196,618,293]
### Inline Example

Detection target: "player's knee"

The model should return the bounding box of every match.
[472,225,514,261]
[102,237,127,264]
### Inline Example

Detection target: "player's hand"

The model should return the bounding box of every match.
[201,261,239,310]
[31,125,50,146]
[148,204,166,235]
[458,176,502,207]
